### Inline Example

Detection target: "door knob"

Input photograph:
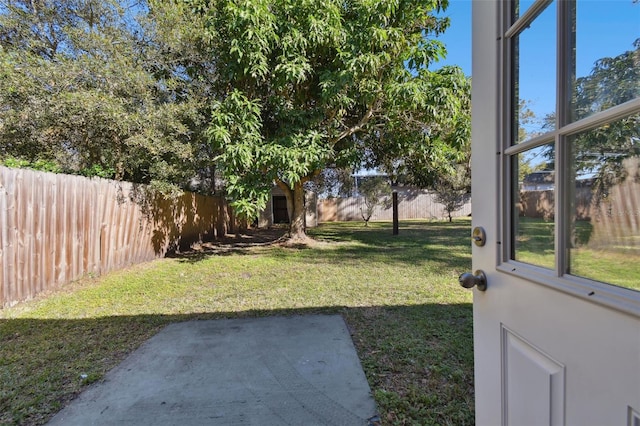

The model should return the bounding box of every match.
[459,270,487,291]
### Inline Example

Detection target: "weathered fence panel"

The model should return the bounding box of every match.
[517,183,639,235]
[516,158,639,252]
[317,190,472,223]
[0,167,234,307]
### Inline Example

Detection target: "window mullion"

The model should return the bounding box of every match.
[554,0,575,277]
[502,0,514,265]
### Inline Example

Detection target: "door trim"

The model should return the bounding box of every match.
[497,261,640,318]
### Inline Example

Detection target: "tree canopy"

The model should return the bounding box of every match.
[189,0,470,238]
[0,0,210,193]
[538,39,640,198]
[572,40,640,200]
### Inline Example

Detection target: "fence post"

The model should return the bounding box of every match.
[392,191,399,235]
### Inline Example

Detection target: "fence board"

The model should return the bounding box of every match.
[43,172,54,292]
[33,173,43,294]
[16,171,26,301]
[4,171,17,303]
[0,170,9,304]
[0,167,234,307]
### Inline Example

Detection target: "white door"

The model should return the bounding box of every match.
[470,1,640,425]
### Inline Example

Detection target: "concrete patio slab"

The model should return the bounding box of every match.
[47,315,378,426]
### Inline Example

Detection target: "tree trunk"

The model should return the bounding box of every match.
[287,181,306,241]
[277,180,308,242]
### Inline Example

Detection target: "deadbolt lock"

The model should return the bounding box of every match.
[472,226,486,247]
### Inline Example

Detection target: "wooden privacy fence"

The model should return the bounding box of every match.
[317,190,472,222]
[0,167,235,307]
[518,180,639,248]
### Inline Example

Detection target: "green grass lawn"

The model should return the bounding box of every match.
[515,217,640,290]
[0,219,475,426]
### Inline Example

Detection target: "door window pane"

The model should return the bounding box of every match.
[513,1,556,143]
[569,114,640,291]
[571,1,640,122]
[505,0,640,297]
[513,143,556,269]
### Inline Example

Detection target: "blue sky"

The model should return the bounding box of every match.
[434,0,639,77]
[434,0,640,123]
[434,0,472,75]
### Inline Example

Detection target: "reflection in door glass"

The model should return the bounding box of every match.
[569,114,640,291]
[512,1,556,143]
[513,143,555,269]
[571,1,640,122]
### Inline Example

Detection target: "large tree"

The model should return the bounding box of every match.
[190,0,470,240]
[0,0,209,193]
[571,39,640,199]
[536,39,640,198]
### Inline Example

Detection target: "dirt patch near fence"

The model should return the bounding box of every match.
[171,227,289,259]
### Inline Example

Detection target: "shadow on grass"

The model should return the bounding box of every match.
[278,221,471,275]
[173,220,472,274]
[0,304,474,426]
[516,216,595,252]
[169,227,289,263]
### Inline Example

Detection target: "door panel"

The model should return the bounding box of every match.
[473,266,640,425]
[471,1,640,425]
[502,326,565,426]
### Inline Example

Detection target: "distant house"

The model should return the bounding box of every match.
[522,171,554,191]
[521,170,594,192]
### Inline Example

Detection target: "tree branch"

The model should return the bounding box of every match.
[329,100,379,146]
[300,168,321,184]
[274,178,292,197]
